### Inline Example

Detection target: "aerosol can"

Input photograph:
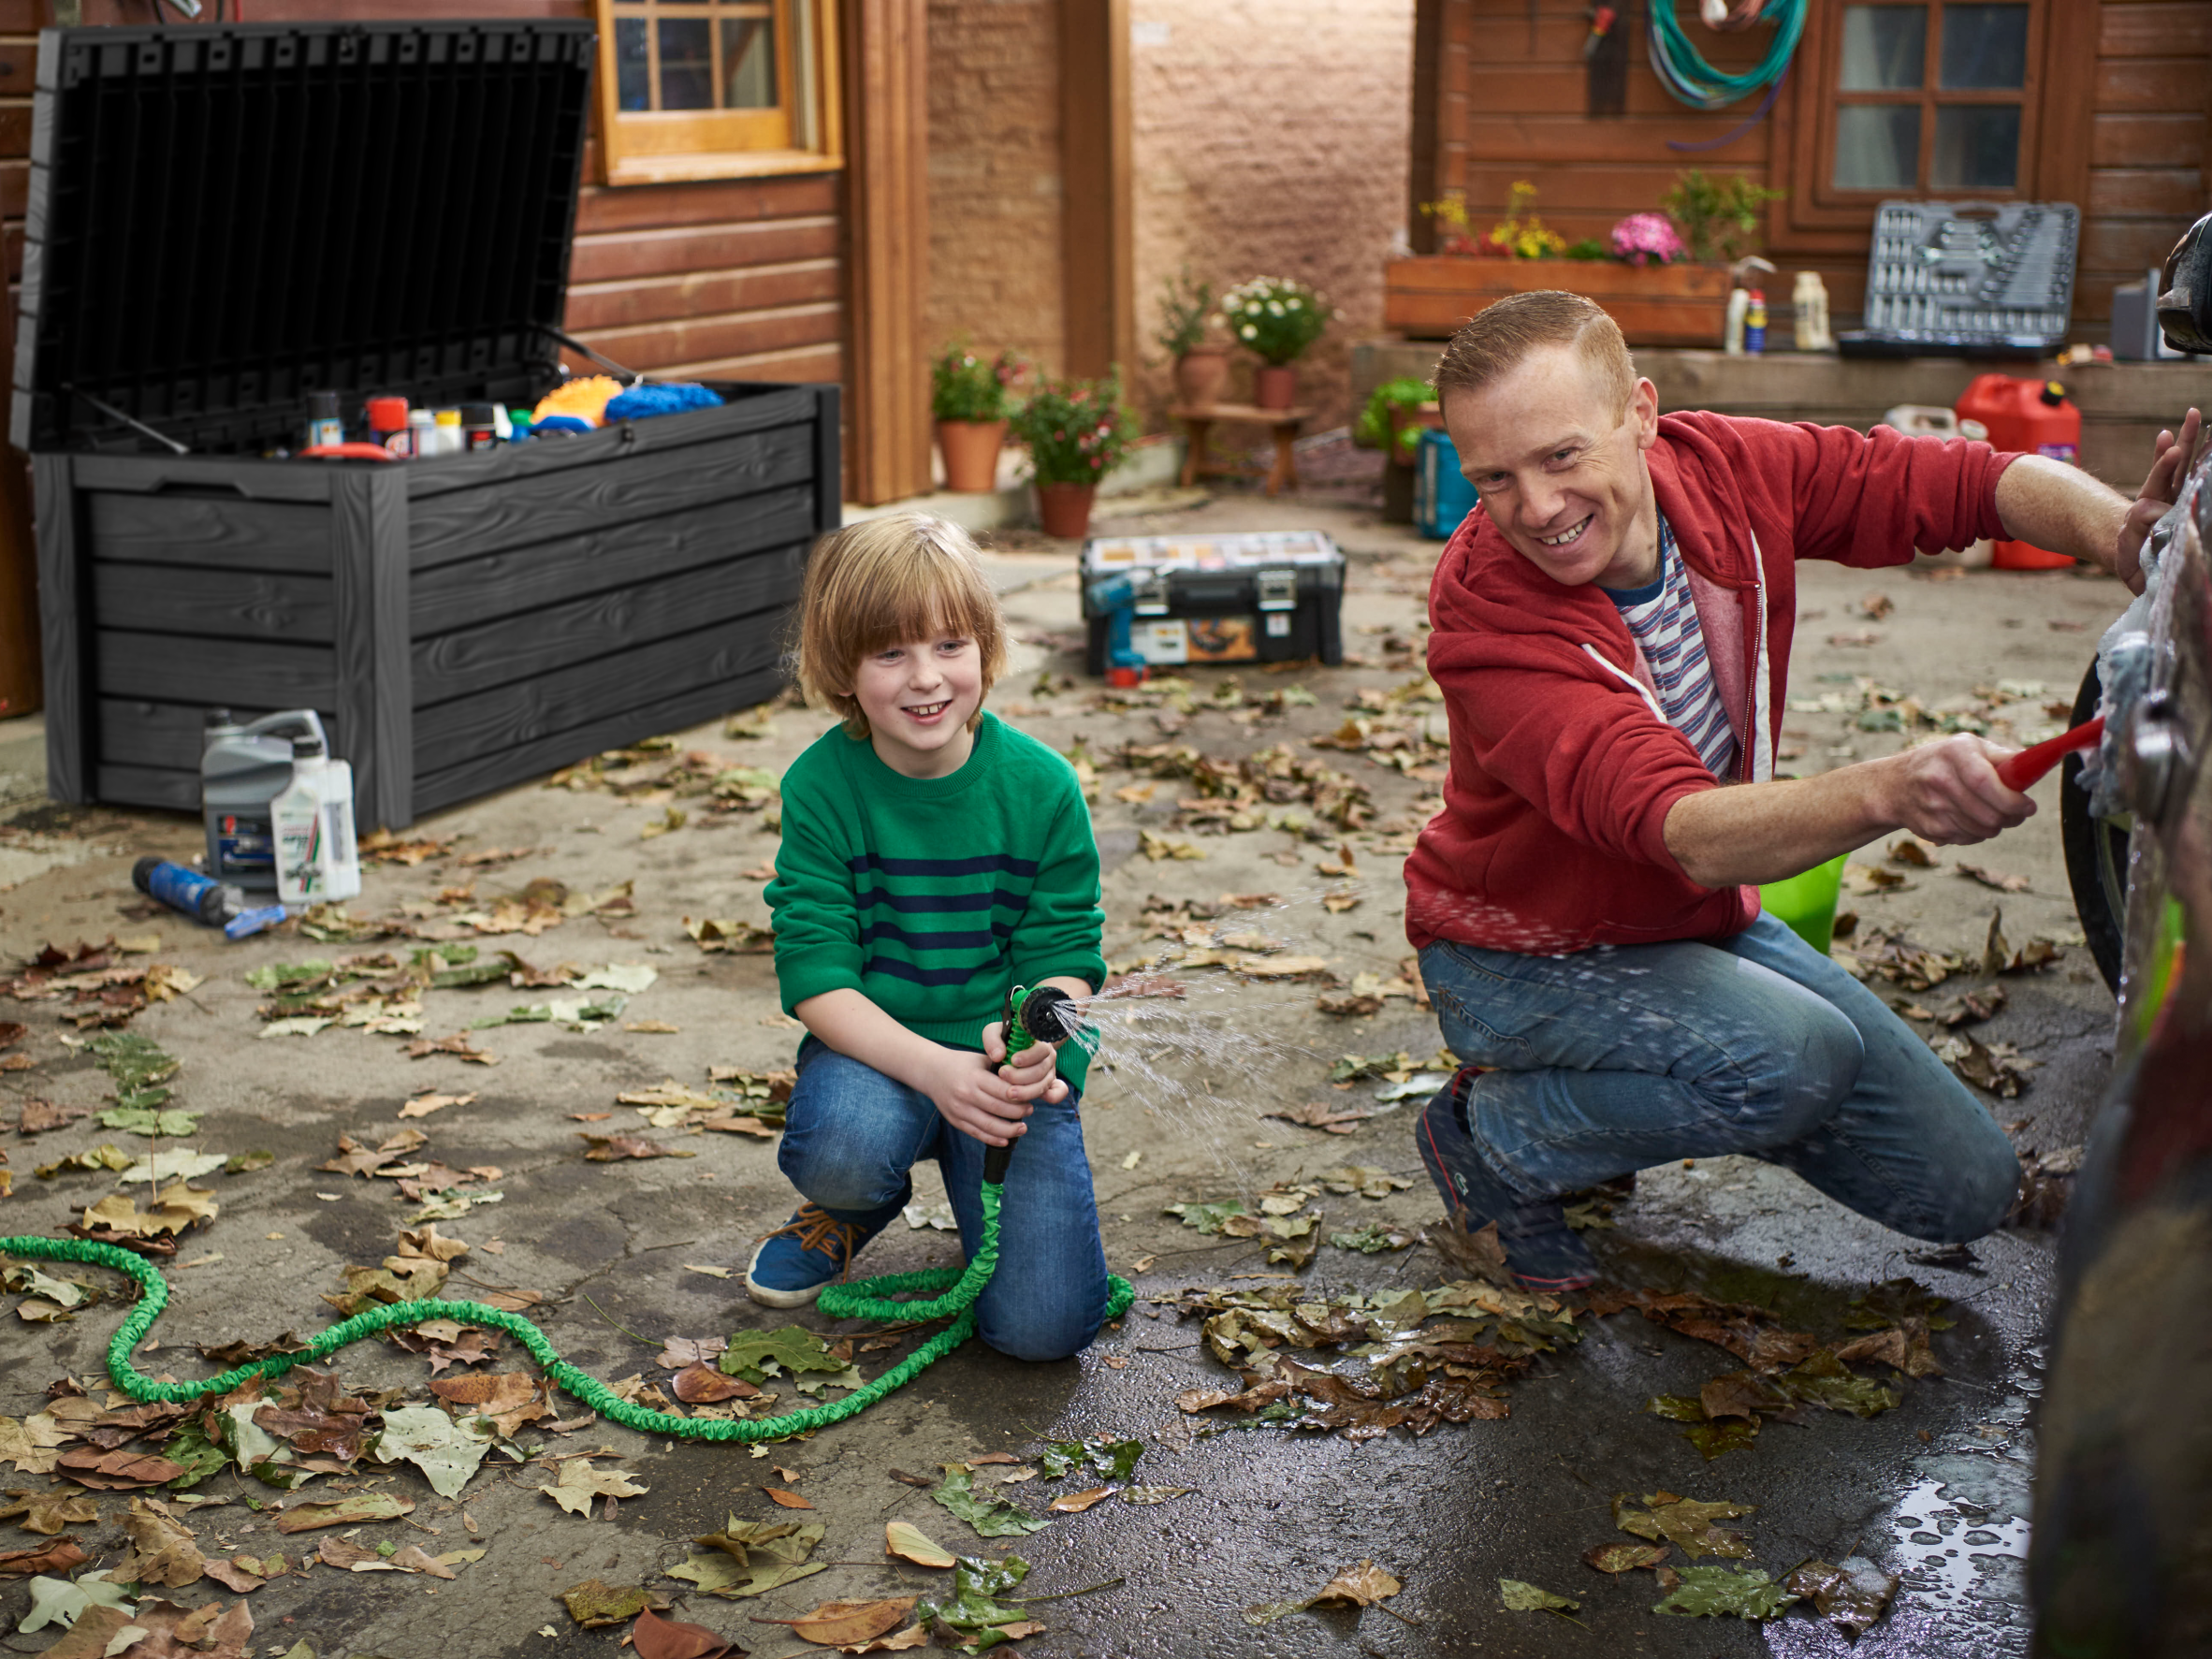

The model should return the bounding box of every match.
[271,735,361,906]
[991,984,1080,1182]
[201,708,328,890]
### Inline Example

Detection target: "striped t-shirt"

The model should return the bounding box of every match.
[1603,516,1739,779]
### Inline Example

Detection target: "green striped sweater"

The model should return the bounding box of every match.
[765,713,1106,1090]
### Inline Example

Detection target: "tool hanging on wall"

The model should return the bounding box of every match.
[1584,5,1628,116]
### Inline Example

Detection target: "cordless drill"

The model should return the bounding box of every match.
[985,984,1079,1184]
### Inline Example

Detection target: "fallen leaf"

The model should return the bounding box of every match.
[110,1494,205,1587]
[1782,1555,1899,1637]
[403,1033,500,1065]
[765,1487,813,1509]
[1652,1563,1799,1620]
[773,1597,917,1647]
[630,1606,744,1659]
[885,1521,956,1568]
[0,1488,98,1535]
[1613,1492,1754,1560]
[837,1626,929,1653]
[372,1404,496,1497]
[1584,1541,1671,1574]
[1956,864,2030,894]
[560,1579,667,1628]
[400,1091,476,1119]
[540,1459,648,1517]
[274,1491,415,1532]
[1047,1487,1113,1514]
[928,1463,1050,1538]
[1245,1559,1404,1624]
[1500,1578,1579,1613]
[426,1371,550,1439]
[915,1554,1035,1651]
[673,1363,757,1404]
[54,1447,185,1490]
[0,1535,89,1577]
[580,1133,696,1161]
[672,1517,828,1599]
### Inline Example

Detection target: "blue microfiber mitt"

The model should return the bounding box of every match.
[604,382,724,422]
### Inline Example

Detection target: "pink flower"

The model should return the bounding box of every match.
[1610,211,1685,268]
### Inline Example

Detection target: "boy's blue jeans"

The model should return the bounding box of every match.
[1417,911,2020,1243]
[778,1040,1111,1362]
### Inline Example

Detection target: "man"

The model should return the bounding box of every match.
[1406,289,2203,1291]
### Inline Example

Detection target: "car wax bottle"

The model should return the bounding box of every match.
[305,390,344,449]
[406,408,437,458]
[433,408,463,456]
[462,403,500,451]
[368,396,411,456]
[272,735,361,907]
[132,857,244,927]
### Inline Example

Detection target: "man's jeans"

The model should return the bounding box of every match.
[778,1041,1111,1362]
[1417,912,2020,1243]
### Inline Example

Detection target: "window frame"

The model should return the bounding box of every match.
[1788,0,2045,227]
[593,0,844,187]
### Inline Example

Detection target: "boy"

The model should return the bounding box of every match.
[750,514,1111,1362]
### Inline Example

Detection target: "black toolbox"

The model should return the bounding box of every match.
[19,21,837,830]
[1078,531,1345,677]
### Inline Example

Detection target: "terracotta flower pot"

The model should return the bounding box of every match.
[1172,344,1230,409]
[1253,364,1298,411]
[1035,481,1098,540]
[935,418,1007,493]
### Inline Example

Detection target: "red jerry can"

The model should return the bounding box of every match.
[1954,375,2083,569]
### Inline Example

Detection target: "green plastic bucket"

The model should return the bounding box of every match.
[1760,853,1849,954]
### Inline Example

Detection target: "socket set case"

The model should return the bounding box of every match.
[1080,531,1345,676]
[1840,199,2079,358]
[21,22,837,829]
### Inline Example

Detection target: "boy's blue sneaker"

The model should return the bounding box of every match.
[746,1201,900,1308]
[1418,1068,1597,1292]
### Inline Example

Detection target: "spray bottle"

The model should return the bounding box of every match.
[272,735,362,906]
[990,984,1080,1183]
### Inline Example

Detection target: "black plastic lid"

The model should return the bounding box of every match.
[204,707,235,728]
[13,21,594,454]
[292,735,326,759]
[462,402,499,423]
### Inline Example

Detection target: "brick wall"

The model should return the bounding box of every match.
[924,0,1067,378]
[1129,0,1414,432]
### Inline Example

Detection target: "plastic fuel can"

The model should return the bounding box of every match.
[1955,374,2083,569]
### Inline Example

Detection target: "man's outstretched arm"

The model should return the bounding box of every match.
[1995,407,2202,591]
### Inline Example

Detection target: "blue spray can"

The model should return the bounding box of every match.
[133,857,243,926]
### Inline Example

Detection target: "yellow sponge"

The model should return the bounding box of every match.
[531,375,623,428]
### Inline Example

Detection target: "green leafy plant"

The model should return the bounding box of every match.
[1218,276,1332,366]
[1354,377,1435,459]
[1154,265,1214,357]
[1660,169,1786,264]
[931,337,1025,423]
[1563,238,1609,261]
[1008,371,1135,486]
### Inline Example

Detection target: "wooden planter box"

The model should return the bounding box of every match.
[1384,257,1734,347]
[36,385,837,831]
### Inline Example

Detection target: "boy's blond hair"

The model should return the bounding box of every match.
[793,513,1009,740]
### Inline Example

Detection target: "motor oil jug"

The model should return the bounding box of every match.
[1954,375,2083,569]
[272,734,361,907]
[202,708,327,891]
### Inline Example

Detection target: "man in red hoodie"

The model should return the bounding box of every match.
[1408,290,2202,1290]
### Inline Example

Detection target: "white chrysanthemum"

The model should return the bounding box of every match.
[1240,324,1258,340]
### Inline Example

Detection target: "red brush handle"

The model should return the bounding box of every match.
[298,442,399,462]
[1997,716,2104,793]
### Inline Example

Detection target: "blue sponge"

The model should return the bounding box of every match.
[604,382,724,422]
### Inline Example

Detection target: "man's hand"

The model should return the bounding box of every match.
[1873,735,2035,846]
[2117,407,2204,593]
[923,1032,1064,1148]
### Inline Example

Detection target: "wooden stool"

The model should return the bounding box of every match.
[1171,402,1315,497]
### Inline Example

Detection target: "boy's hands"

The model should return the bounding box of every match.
[921,1025,1067,1148]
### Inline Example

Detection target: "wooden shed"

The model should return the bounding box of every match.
[1404,0,2212,337]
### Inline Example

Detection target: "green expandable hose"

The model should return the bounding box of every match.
[0,1182,1135,1443]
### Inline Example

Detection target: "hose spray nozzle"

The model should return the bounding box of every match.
[986,986,1083,1186]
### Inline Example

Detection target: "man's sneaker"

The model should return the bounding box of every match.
[746,1201,898,1308]
[1417,1069,1597,1292]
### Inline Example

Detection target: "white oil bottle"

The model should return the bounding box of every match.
[272,735,362,906]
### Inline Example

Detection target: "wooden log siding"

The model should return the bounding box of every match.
[1410,0,2212,338]
[564,173,844,386]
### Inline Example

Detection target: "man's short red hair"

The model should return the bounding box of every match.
[1433,290,1637,416]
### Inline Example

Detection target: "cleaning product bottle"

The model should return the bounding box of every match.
[1744,289,1768,355]
[272,735,361,906]
[433,408,463,456]
[368,396,412,456]
[202,708,328,890]
[406,408,437,458]
[305,390,343,449]
[133,857,244,927]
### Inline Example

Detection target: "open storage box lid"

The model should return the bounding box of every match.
[12,20,594,455]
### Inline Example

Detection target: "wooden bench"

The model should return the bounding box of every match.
[1171,402,1315,497]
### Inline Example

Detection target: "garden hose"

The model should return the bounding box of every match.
[0,1181,1135,1443]
[1648,0,1805,110]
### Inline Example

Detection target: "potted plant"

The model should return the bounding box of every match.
[1157,266,1228,409]
[1354,376,1439,524]
[930,338,1024,493]
[1010,370,1135,540]
[1218,276,1331,410]
[1657,169,1784,264]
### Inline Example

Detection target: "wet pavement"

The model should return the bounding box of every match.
[0,486,2125,1656]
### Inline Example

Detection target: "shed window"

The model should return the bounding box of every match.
[1827,2,2034,195]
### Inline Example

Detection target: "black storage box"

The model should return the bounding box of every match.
[21,22,837,830]
[1078,531,1344,677]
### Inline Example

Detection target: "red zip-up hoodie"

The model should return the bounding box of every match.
[1404,412,2019,955]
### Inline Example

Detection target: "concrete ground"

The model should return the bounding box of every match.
[0,482,2126,1658]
